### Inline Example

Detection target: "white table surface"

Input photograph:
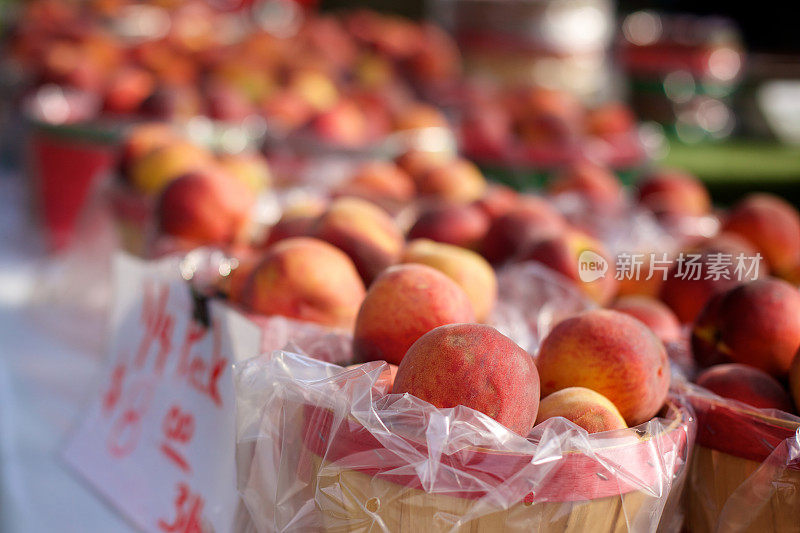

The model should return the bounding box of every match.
[0,172,135,532]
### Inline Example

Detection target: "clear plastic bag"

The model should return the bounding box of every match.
[234,351,695,533]
[679,382,800,533]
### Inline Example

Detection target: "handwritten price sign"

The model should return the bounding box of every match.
[63,253,261,532]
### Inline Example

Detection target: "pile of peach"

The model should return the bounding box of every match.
[115,114,800,434]
[459,86,640,166]
[7,0,459,148]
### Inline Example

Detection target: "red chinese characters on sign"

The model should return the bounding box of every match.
[160,405,195,473]
[158,482,205,533]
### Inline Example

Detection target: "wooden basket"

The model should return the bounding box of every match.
[298,399,692,532]
[686,394,800,533]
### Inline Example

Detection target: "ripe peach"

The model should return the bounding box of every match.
[102,66,155,115]
[514,87,582,145]
[616,253,668,299]
[415,158,487,204]
[407,203,490,250]
[585,102,636,139]
[260,90,314,132]
[336,161,415,208]
[311,197,404,285]
[233,237,365,329]
[118,122,178,181]
[264,200,327,247]
[537,309,670,425]
[311,99,369,147]
[394,103,448,131]
[536,387,627,433]
[155,170,254,247]
[481,196,567,265]
[636,169,711,218]
[522,230,618,305]
[353,264,475,365]
[721,193,800,276]
[690,278,800,377]
[217,152,272,193]
[402,239,497,322]
[548,161,623,207]
[394,149,451,181]
[659,234,761,324]
[129,141,214,195]
[393,324,540,436]
[140,84,203,121]
[696,363,794,412]
[609,296,682,345]
[473,184,519,219]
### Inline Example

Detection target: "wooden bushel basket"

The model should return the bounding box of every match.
[686,392,800,533]
[298,399,693,532]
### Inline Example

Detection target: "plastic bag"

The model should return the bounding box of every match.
[680,382,800,533]
[488,262,594,354]
[234,351,695,533]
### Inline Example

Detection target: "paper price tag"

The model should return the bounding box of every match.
[63,253,261,533]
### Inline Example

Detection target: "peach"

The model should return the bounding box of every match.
[233,237,365,328]
[514,88,582,145]
[537,309,670,425]
[721,193,800,276]
[481,196,567,265]
[394,103,448,131]
[217,152,272,193]
[393,324,540,436]
[155,170,254,247]
[395,149,452,181]
[346,362,399,394]
[616,253,668,299]
[353,264,475,365]
[402,239,497,322]
[548,161,623,207]
[585,102,636,139]
[636,169,711,218]
[473,184,519,219]
[609,296,682,345]
[695,364,794,412]
[102,66,155,115]
[659,234,761,324]
[260,90,314,132]
[288,68,339,112]
[311,197,404,285]
[311,99,369,147]
[407,203,489,250]
[690,278,800,377]
[459,100,511,159]
[140,84,203,121]
[522,230,618,305]
[415,158,487,204]
[129,141,214,195]
[264,200,327,247]
[118,122,178,180]
[336,161,415,208]
[536,387,627,433]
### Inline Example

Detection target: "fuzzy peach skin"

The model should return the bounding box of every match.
[691,278,800,377]
[548,161,623,207]
[393,324,540,436]
[353,264,475,365]
[695,364,794,412]
[156,170,255,246]
[636,169,711,218]
[522,230,618,305]
[233,237,366,329]
[721,193,800,276]
[535,387,627,433]
[402,239,497,322]
[407,203,490,250]
[536,309,670,426]
[129,141,214,195]
[311,197,404,285]
[481,196,566,265]
[790,353,800,413]
[609,296,682,345]
[415,158,487,204]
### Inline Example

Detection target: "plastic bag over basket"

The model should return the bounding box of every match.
[234,351,695,533]
[679,381,800,533]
